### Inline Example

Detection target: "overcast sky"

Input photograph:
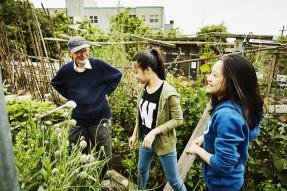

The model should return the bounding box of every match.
[29,0,287,36]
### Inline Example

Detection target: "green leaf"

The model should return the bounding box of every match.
[200,63,211,73]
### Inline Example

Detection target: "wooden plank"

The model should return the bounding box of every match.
[267,51,279,96]
[130,34,176,48]
[164,102,211,191]
[44,37,68,42]
[268,105,287,113]
[149,35,198,41]
[165,46,286,66]
[58,34,102,47]
[43,38,149,45]
[249,42,285,47]
[209,32,274,40]
[162,52,198,56]
[106,170,137,190]
[162,41,234,46]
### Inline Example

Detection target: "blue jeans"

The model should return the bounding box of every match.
[138,144,187,191]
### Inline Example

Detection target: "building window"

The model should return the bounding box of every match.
[150,15,159,23]
[90,16,98,23]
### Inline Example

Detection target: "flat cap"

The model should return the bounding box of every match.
[68,36,90,53]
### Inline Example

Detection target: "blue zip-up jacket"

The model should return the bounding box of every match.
[203,100,260,191]
[51,58,122,126]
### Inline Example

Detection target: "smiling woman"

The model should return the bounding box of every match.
[129,48,187,191]
[186,54,264,191]
[206,60,226,99]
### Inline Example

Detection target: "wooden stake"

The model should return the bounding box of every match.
[164,101,211,191]
[267,50,279,97]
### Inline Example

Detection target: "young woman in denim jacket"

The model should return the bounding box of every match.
[128,48,187,191]
[186,54,263,191]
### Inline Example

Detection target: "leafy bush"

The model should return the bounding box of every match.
[7,98,106,190]
[246,113,287,190]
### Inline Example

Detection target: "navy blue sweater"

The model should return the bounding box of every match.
[51,58,122,125]
[203,100,261,191]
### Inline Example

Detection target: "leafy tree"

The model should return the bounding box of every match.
[274,35,287,76]
[0,0,68,57]
[0,0,30,51]
[108,9,152,59]
[51,10,73,37]
[109,8,152,36]
[196,23,228,73]
[196,23,227,36]
[276,35,287,44]
[0,0,27,26]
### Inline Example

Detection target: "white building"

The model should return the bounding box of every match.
[45,0,173,33]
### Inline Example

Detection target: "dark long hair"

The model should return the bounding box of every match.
[210,54,263,129]
[132,48,166,80]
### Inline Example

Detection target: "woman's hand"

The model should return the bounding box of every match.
[186,139,213,166]
[192,135,204,147]
[142,129,160,149]
[128,135,137,149]
[186,135,204,155]
[186,143,201,155]
[143,131,155,149]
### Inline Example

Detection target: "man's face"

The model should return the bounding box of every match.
[71,48,89,66]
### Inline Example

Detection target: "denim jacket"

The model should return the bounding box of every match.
[135,81,183,155]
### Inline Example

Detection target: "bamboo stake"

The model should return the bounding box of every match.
[41,4,62,60]
[44,37,149,46]
[267,50,279,97]
[130,34,176,48]
[31,2,49,57]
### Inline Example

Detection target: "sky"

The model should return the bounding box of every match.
[29,0,287,36]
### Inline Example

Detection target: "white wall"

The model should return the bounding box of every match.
[51,1,166,32]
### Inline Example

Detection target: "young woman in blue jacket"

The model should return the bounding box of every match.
[186,54,263,191]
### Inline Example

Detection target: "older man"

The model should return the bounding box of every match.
[51,36,122,172]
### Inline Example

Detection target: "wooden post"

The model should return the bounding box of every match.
[233,38,244,52]
[0,70,19,191]
[196,61,201,77]
[280,25,286,36]
[163,102,211,191]
[267,50,279,96]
